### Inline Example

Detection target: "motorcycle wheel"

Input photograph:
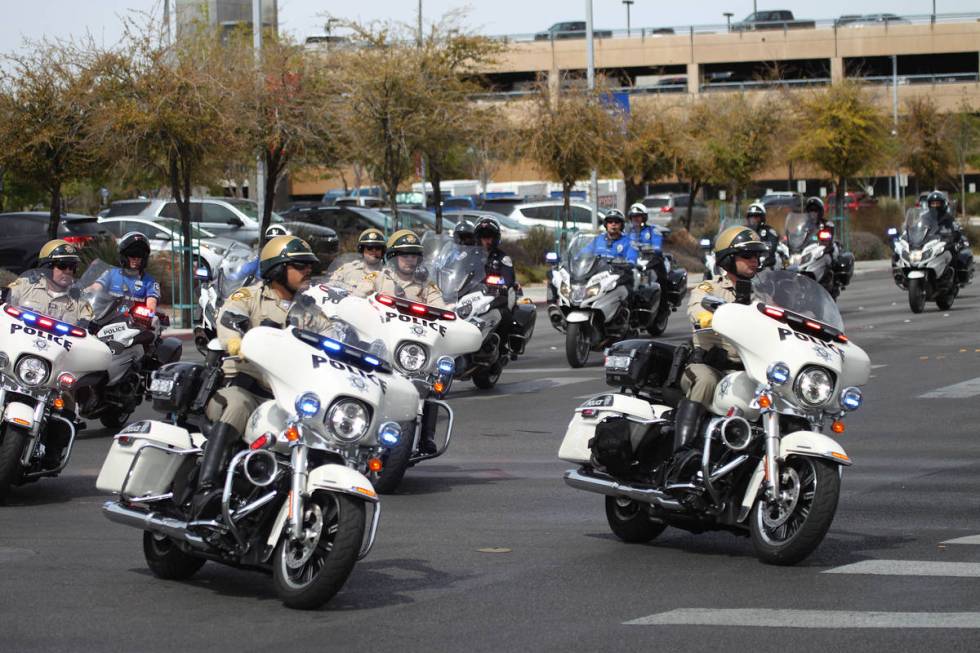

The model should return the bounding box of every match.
[646,306,670,337]
[0,425,28,502]
[605,496,667,543]
[749,456,840,566]
[565,323,591,368]
[370,432,413,495]
[100,407,133,429]
[908,278,926,313]
[472,362,502,389]
[142,531,206,580]
[273,492,365,610]
[936,286,958,310]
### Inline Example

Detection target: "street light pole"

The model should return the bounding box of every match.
[586,0,598,231]
[253,0,266,241]
[892,55,901,203]
[622,0,634,37]
[724,12,734,31]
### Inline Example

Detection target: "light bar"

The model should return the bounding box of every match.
[4,305,86,338]
[374,293,456,321]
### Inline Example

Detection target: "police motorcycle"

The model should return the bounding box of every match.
[890,208,974,313]
[558,270,870,565]
[97,299,413,609]
[194,256,254,356]
[548,233,661,368]
[632,244,688,338]
[426,234,537,389]
[783,212,854,299]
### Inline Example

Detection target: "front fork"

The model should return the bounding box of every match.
[762,408,781,502]
[288,439,309,541]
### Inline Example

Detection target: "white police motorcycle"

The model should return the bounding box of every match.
[559,270,870,565]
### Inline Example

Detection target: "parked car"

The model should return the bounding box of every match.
[103,197,284,246]
[334,196,385,208]
[534,21,613,40]
[379,208,457,234]
[731,10,815,31]
[507,201,605,231]
[276,205,394,242]
[836,13,909,27]
[641,193,708,227]
[759,191,805,212]
[0,212,113,274]
[98,216,252,279]
[441,196,478,210]
[825,192,878,212]
[442,209,530,242]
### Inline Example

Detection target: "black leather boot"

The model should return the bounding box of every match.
[190,423,239,519]
[672,398,707,453]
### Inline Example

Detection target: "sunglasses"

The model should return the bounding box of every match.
[53,262,78,271]
[287,262,313,272]
[735,252,761,260]
[363,245,384,252]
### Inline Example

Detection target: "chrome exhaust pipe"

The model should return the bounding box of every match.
[563,469,683,511]
[102,501,208,550]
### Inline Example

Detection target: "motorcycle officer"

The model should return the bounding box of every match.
[330,228,386,288]
[89,232,161,312]
[6,240,93,323]
[192,235,319,517]
[745,202,780,268]
[674,227,767,452]
[474,216,518,351]
[452,219,477,247]
[925,191,970,279]
[626,204,663,251]
[585,212,639,264]
[356,230,448,308]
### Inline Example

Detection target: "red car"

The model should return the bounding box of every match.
[826,192,878,212]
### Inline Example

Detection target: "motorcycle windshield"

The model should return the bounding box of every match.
[565,233,598,282]
[904,208,938,249]
[784,213,816,253]
[7,268,92,325]
[434,245,488,304]
[753,269,844,331]
[286,294,392,364]
[78,260,143,322]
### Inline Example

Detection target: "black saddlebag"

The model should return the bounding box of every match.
[605,339,676,389]
[833,251,855,287]
[150,362,223,416]
[590,416,671,477]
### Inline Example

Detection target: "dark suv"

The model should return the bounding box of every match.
[0,212,112,273]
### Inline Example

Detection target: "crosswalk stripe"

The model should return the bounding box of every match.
[624,608,980,629]
[823,560,980,577]
[942,535,980,545]
[917,377,980,399]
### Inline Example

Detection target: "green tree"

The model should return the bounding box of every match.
[947,101,980,217]
[673,97,715,231]
[900,96,956,194]
[791,81,890,218]
[615,103,678,208]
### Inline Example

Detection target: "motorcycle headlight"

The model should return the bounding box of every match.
[559,282,570,298]
[378,421,401,448]
[794,366,835,408]
[456,303,473,319]
[396,342,427,372]
[571,285,587,303]
[909,250,922,264]
[16,356,50,387]
[295,392,321,418]
[327,399,370,442]
[586,283,601,298]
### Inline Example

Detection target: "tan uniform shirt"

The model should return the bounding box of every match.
[329,258,381,289]
[7,277,93,324]
[216,282,292,383]
[354,268,448,308]
[687,274,739,362]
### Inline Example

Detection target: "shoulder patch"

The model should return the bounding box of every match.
[697,282,713,292]
[229,287,252,302]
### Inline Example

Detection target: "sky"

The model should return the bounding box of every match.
[0,0,975,50]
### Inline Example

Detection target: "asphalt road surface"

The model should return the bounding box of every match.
[2,266,980,652]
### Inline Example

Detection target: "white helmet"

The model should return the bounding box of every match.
[746,202,766,220]
[627,203,648,220]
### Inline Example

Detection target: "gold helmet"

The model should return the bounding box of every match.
[38,239,81,268]
[259,235,318,280]
[714,226,767,274]
[385,229,423,258]
[357,228,386,252]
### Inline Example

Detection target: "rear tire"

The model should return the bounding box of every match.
[100,407,133,429]
[0,425,28,502]
[565,322,590,368]
[646,305,670,337]
[936,285,957,310]
[142,531,206,580]
[273,492,365,610]
[908,278,926,313]
[472,363,502,389]
[605,496,667,543]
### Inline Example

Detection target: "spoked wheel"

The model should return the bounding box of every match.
[273,492,365,609]
[750,456,840,565]
[143,531,206,580]
[936,285,958,310]
[908,278,927,313]
[605,496,667,543]
[565,322,591,368]
[0,425,28,503]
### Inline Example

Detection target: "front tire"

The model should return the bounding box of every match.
[605,496,667,543]
[472,362,502,389]
[273,492,365,610]
[908,277,926,313]
[143,531,206,580]
[0,425,28,502]
[750,457,840,565]
[936,285,958,310]
[100,407,133,429]
[565,322,590,368]
[370,431,413,494]
[646,305,670,337]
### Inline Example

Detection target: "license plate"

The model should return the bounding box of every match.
[149,378,174,394]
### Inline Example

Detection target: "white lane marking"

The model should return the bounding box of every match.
[871,364,888,369]
[625,608,980,629]
[942,535,980,545]
[823,560,980,577]
[506,367,600,374]
[918,377,980,399]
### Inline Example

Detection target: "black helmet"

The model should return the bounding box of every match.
[804,197,825,221]
[259,235,318,280]
[926,191,948,215]
[474,217,501,246]
[386,229,423,259]
[746,202,766,226]
[357,228,386,253]
[38,239,81,269]
[119,232,151,271]
[714,226,767,276]
[452,220,476,246]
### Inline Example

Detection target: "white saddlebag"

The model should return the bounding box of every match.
[96,420,204,497]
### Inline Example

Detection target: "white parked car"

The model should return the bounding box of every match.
[97,216,253,279]
[507,201,605,232]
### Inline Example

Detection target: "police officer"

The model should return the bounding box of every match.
[330,228,386,288]
[452,219,477,247]
[626,204,664,251]
[89,232,161,311]
[674,227,766,452]
[6,240,93,324]
[745,202,780,268]
[355,230,447,308]
[191,235,319,517]
[584,212,639,264]
[474,217,515,288]
[925,191,970,279]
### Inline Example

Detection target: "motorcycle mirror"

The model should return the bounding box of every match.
[194,267,211,281]
[886,227,898,237]
[700,295,725,312]
[545,252,559,264]
[699,237,711,249]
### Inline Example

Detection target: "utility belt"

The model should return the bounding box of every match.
[689,346,743,372]
[226,373,274,400]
